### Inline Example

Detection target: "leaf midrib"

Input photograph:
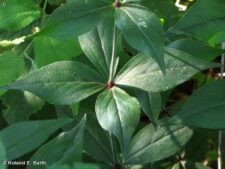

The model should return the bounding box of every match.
[119,7,159,59]
[175,16,225,31]
[43,4,112,33]
[4,121,65,157]
[116,63,202,83]
[125,125,186,162]
[180,101,225,119]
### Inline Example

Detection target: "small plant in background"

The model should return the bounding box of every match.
[0,0,225,169]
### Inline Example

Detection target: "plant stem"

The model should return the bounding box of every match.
[108,18,117,82]
[110,133,117,164]
[41,0,48,25]
[218,42,225,169]
[21,41,37,69]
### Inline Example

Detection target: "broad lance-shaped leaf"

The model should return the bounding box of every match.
[0,118,72,160]
[3,61,105,105]
[27,116,86,169]
[0,51,25,96]
[34,36,82,67]
[115,47,217,92]
[39,0,114,38]
[79,18,122,78]
[124,117,193,164]
[116,4,165,71]
[178,80,225,129]
[83,108,114,163]
[2,90,44,124]
[0,0,41,31]
[95,87,140,154]
[168,39,225,61]
[136,90,161,124]
[170,0,225,42]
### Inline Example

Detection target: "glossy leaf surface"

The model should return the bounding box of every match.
[95,87,140,153]
[171,0,225,42]
[116,4,165,71]
[27,116,86,169]
[115,48,216,92]
[5,61,105,105]
[0,118,72,160]
[124,117,193,164]
[39,0,113,38]
[179,80,225,129]
[79,18,121,78]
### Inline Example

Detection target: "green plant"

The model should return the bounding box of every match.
[0,0,225,169]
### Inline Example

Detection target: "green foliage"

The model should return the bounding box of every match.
[136,91,161,124]
[39,0,114,38]
[116,4,165,71]
[0,0,41,31]
[0,118,72,160]
[179,80,225,129]
[115,48,216,92]
[27,116,86,169]
[48,163,99,169]
[2,90,44,124]
[0,51,25,96]
[6,61,105,105]
[171,0,225,43]
[0,140,6,169]
[34,36,82,67]
[0,0,225,168]
[96,87,140,154]
[124,117,193,165]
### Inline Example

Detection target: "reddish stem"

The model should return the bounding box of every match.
[106,81,114,89]
[114,0,121,8]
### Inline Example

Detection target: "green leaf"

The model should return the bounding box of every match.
[116,4,165,71]
[136,90,161,124]
[178,80,225,129]
[172,163,180,169]
[168,39,225,61]
[0,140,6,169]
[5,61,105,105]
[209,30,225,44]
[95,87,140,154]
[79,18,122,78]
[73,163,99,169]
[39,0,114,38]
[27,116,86,169]
[170,0,225,42]
[0,118,72,160]
[83,108,114,163]
[47,0,64,5]
[0,51,25,96]
[0,0,41,31]
[124,117,193,164]
[185,132,210,162]
[34,36,82,67]
[2,90,44,124]
[115,48,216,92]
[47,163,99,169]
[184,162,212,169]
[48,164,70,169]
[142,0,179,20]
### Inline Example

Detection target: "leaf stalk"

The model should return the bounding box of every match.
[108,17,117,82]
